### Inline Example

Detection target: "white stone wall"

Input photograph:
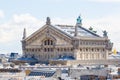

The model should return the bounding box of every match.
[69,68,108,79]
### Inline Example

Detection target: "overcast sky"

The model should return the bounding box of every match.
[0,0,120,54]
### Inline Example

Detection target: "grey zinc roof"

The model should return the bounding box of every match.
[29,71,55,77]
[54,25,100,37]
[108,54,120,59]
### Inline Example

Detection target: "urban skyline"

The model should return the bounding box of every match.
[0,0,120,54]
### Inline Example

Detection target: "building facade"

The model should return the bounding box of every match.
[21,16,113,64]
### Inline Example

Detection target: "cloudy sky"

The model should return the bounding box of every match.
[0,0,120,54]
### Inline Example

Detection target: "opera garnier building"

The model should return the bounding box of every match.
[21,16,113,65]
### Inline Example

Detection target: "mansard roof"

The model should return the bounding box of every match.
[54,25,100,37]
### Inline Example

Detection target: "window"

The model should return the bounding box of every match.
[67,48,69,51]
[57,48,59,51]
[44,48,54,52]
[97,48,99,52]
[86,48,88,52]
[92,48,94,52]
[61,48,63,52]
[45,40,47,45]
[51,40,53,45]
[44,39,54,45]
[51,48,53,52]
[32,49,34,52]
[64,48,66,51]
[48,48,49,51]
[71,48,73,51]
[80,48,82,51]
[103,49,105,51]
[44,48,47,52]
[35,49,37,52]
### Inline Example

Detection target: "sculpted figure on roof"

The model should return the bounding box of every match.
[46,17,51,25]
[77,16,82,24]
[103,30,108,37]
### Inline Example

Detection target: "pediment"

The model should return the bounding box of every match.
[25,24,72,46]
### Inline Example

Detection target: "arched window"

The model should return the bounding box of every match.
[80,48,82,51]
[57,48,59,51]
[92,48,94,52]
[44,48,47,52]
[45,40,47,45]
[43,39,54,52]
[64,48,66,51]
[48,39,50,45]
[86,48,88,52]
[103,48,105,51]
[97,48,99,52]
[44,39,54,45]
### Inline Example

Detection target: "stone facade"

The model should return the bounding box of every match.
[69,68,108,80]
[50,59,120,66]
[21,16,113,64]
